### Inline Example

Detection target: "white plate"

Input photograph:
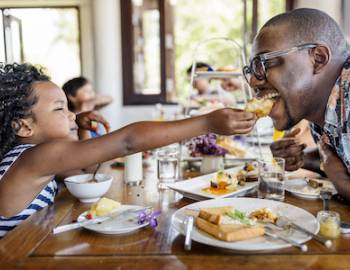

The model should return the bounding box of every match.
[284,179,337,200]
[245,136,273,145]
[167,167,258,201]
[172,197,319,251]
[77,205,149,235]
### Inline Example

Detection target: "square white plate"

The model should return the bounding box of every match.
[167,167,258,201]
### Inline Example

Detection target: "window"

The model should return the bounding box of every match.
[0,7,81,86]
[121,0,291,105]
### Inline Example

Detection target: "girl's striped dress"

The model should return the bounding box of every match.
[0,144,58,237]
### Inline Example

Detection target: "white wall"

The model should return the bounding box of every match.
[92,0,183,129]
[92,0,123,129]
[294,0,342,24]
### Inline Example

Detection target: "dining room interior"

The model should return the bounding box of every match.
[1,0,350,269]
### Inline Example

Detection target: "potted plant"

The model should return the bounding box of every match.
[189,133,227,174]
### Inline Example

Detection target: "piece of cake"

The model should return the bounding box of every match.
[88,197,121,217]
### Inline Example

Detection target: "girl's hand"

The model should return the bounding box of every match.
[76,111,110,133]
[206,108,257,135]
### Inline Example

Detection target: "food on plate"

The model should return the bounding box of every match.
[216,66,240,72]
[196,66,212,72]
[86,197,121,219]
[195,206,265,242]
[306,178,324,188]
[237,162,259,185]
[202,170,238,195]
[216,137,247,158]
[248,208,278,224]
[199,206,235,224]
[287,178,336,196]
[246,97,274,118]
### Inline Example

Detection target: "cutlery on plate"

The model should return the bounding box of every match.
[53,206,152,235]
[264,227,308,252]
[276,216,332,248]
[184,216,194,251]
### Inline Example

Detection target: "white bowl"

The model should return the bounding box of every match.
[64,174,113,203]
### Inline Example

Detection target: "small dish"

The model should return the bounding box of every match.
[64,174,113,203]
[284,178,337,200]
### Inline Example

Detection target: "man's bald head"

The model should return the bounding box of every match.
[257,8,349,58]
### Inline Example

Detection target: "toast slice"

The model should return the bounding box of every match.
[198,206,234,225]
[196,217,265,242]
[246,98,274,118]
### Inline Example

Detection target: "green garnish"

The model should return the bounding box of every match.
[226,210,251,225]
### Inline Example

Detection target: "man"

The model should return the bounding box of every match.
[243,8,350,201]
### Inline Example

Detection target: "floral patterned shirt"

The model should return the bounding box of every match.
[310,57,350,172]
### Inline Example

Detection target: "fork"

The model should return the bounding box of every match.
[264,226,308,252]
[276,216,332,248]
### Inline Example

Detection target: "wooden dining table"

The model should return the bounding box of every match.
[1,159,350,270]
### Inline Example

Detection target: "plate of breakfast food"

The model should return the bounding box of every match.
[172,197,318,251]
[167,164,259,201]
[284,178,337,200]
[77,197,151,234]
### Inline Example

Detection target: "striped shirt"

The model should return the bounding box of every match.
[0,144,58,237]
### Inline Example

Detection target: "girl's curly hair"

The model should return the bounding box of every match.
[0,63,49,160]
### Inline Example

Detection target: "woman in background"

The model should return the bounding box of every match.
[63,76,113,138]
[62,76,113,113]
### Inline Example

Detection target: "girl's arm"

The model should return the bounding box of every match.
[0,108,255,216]
[26,108,256,176]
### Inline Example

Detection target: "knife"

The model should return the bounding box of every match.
[184,216,194,251]
[53,206,152,235]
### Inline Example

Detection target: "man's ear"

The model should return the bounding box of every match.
[12,119,34,138]
[310,45,331,74]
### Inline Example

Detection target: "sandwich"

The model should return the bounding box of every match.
[196,206,265,242]
[246,97,274,118]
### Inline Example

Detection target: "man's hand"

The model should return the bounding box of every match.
[318,134,350,201]
[319,135,347,176]
[270,128,307,171]
[76,111,110,133]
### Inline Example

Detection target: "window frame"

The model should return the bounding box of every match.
[121,0,292,105]
[121,0,167,105]
[0,3,86,81]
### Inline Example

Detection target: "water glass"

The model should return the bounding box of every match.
[257,157,285,201]
[157,144,179,189]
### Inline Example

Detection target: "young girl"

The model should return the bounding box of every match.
[0,63,256,237]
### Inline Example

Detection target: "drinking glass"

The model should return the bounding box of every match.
[257,157,285,201]
[156,144,179,189]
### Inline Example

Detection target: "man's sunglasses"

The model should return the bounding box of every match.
[242,43,318,83]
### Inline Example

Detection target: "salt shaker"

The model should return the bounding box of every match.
[124,152,143,186]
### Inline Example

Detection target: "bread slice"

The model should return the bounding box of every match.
[196,217,265,242]
[246,98,274,118]
[198,206,234,225]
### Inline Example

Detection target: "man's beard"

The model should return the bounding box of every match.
[284,102,296,130]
